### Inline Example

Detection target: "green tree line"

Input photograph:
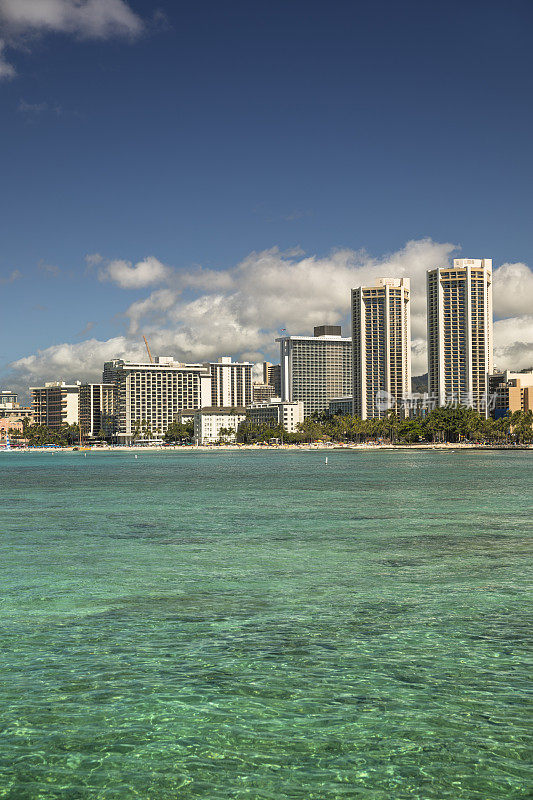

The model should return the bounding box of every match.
[237,407,533,445]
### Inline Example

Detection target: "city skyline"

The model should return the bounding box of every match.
[1,1,532,395]
[2,246,533,400]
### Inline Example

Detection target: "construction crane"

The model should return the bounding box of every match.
[143,335,153,364]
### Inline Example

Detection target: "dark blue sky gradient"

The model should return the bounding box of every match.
[1,0,532,366]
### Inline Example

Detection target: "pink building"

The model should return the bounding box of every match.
[0,418,23,441]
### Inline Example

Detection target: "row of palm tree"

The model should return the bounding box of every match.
[236,407,533,445]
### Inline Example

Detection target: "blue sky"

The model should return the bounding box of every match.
[1,0,532,394]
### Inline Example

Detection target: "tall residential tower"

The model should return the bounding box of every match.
[351,278,411,419]
[426,259,493,413]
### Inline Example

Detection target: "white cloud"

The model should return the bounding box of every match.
[85,252,103,268]
[0,38,15,78]
[493,315,533,372]
[493,262,533,319]
[6,240,533,395]
[0,0,143,80]
[0,0,143,39]
[7,337,145,398]
[98,256,172,289]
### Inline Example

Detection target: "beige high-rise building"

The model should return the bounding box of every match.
[427,259,493,414]
[351,278,411,419]
[261,362,281,396]
[31,381,81,429]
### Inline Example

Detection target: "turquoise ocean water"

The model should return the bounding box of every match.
[0,450,531,799]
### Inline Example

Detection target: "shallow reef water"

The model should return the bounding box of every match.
[0,449,531,799]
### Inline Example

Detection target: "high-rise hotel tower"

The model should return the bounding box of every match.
[426,259,493,414]
[351,278,411,419]
[277,326,352,417]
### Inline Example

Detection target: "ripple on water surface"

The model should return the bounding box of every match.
[0,449,531,799]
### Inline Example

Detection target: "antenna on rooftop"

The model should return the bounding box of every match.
[143,335,154,364]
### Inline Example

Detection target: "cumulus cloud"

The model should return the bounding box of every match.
[7,337,146,397]
[98,256,172,289]
[493,262,533,319]
[0,0,143,79]
[493,315,533,372]
[6,240,533,396]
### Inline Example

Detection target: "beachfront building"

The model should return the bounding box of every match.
[206,357,253,408]
[351,278,411,419]
[79,383,117,440]
[246,399,304,432]
[0,417,24,443]
[328,396,353,415]
[103,357,212,443]
[193,407,247,445]
[31,381,81,429]
[0,390,34,422]
[488,370,533,418]
[427,258,493,414]
[276,326,352,418]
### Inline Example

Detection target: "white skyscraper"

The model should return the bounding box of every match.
[276,326,352,418]
[351,278,411,419]
[427,258,493,414]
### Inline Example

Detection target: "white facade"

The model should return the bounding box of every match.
[79,383,116,438]
[351,278,411,419]
[31,382,81,428]
[246,399,304,432]
[427,259,493,414]
[206,357,253,408]
[194,408,247,444]
[0,391,18,409]
[276,329,352,417]
[103,357,212,442]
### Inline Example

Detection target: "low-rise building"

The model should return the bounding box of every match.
[0,418,24,441]
[193,407,247,445]
[31,382,81,429]
[246,399,304,432]
[328,396,353,415]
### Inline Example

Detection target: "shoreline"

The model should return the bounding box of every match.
[1,442,532,454]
